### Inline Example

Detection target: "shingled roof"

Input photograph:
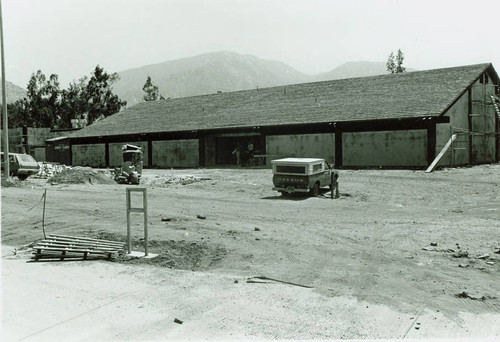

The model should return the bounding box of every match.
[71,63,498,138]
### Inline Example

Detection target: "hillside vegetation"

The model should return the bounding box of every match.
[113,51,405,107]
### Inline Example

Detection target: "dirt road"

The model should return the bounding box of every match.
[2,165,500,340]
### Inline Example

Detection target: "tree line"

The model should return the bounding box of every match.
[6,51,403,130]
[6,66,164,129]
[6,66,126,129]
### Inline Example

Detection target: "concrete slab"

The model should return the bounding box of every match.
[127,251,158,259]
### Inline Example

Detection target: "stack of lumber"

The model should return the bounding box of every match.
[32,234,125,261]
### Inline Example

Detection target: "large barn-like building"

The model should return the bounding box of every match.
[66,63,499,169]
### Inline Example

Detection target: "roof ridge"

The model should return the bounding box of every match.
[70,63,497,139]
[128,63,493,106]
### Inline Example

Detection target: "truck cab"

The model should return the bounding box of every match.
[271,158,338,197]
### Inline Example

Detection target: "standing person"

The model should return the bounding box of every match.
[247,141,255,165]
[232,143,241,166]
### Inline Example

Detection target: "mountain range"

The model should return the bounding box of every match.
[2,51,413,108]
[113,51,408,107]
[1,79,27,104]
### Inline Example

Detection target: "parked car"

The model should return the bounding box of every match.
[271,158,338,197]
[1,152,39,180]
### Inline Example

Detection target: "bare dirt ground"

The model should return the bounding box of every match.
[1,164,500,341]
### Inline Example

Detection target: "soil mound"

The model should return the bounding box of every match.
[95,231,227,271]
[48,167,115,185]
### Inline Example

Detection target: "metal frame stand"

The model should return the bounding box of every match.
[126,187,148,256]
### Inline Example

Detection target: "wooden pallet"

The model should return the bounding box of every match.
[32,234,125,261]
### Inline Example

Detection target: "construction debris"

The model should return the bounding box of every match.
[422,246,454,253]
[455,291,497,301]
[246,276,313,288]
[36,162,71,179]
[452,251,469,258]
[31,234,125,261]
[144,175,212,187]
[47,167,115,185]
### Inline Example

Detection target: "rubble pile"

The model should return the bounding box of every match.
[47,166,115,185]
[145,175,212,187]
[165,175,210,185]
[37,162,71,179]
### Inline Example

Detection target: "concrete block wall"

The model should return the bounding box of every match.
[342,130,428,167]
[72,144,106,167]
[152,139,199,167]
[1,127,72,157]
[1,128,23,153]
[266,133,335,165]
[34,147,46,162]
[27,127,54,146]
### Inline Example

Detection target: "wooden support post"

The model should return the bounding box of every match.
[126,188,148,256]
[330,173,334,200]
[425,134,457,173]
[143,189,148,256]
[41,189,47,239]
[126,190,131,254]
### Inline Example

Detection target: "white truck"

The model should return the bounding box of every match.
[271,158,338,197]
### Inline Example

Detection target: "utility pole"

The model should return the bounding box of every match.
[0,0,10,179]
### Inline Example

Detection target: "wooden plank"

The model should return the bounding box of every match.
[32,251,116,258]
[47,236,125,247]
[32,246,119,255]
[32,250,110,257]
[36,246,125,254]
[47,235,124,243]
[49,234,124,245]
[44,238,124,249]
[37,240,124,250]
[31,254,107,260]
[37,241,125,249]
[425,134,457,173]
[35,243,123,253]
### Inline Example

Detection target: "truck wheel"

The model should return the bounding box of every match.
[280,191,290,197]
[17,174,28,180]
[311,182,320,197]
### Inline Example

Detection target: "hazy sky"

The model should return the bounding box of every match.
[3,0,500,87]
